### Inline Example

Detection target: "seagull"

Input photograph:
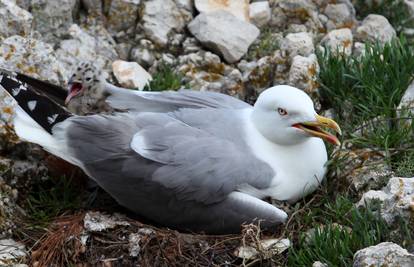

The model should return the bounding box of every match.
[0,70,341,234]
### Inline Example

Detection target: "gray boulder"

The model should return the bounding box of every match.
[0,35,66,85]
[324,3,356,30]
[353,242,414,267]
[358,177,414,225]
[0,239,27,265]
[288,54,319,93]
[0,0,32,40]
[320,28,353,56]
[188,10,260,63]
[194,0,249,21]
[280,32,314,59]
[141,0,187,47]
[107,0,141,33]
[356,14,396,45]
[31,0,78,44]
[55,24,118,82]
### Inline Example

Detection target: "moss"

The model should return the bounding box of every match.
[250,65,272,88]
[246,30,280,60]
[201,73,222,82]
[205,62,226,75]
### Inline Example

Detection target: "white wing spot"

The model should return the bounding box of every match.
[27,101,37,111]
[47,114,58,124]
[12,88,21,96]
[11,85,26,96]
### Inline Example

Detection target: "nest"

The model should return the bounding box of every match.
[20,212,288,267]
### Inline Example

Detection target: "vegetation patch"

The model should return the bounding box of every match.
[246,29,281,61]
[144,63,186,91]
[318,37,414,176]
[288,197,384,266]
[24,176,82,226]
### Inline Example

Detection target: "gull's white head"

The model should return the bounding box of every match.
[252,85,341,146]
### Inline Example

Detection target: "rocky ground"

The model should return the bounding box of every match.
[0,0,414,266]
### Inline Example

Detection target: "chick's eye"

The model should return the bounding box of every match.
[278,108,288,116]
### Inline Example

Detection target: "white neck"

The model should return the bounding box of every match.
[242,109,328,202]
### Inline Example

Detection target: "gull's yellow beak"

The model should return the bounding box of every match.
[293,114,342,146]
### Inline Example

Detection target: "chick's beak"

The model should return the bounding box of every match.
[293,114,342,146]
[65,82,83,105]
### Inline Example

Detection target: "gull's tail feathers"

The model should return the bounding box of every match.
[0,71,79,165]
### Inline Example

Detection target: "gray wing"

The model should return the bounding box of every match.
[105,83,251,112]
[130,112,274,204]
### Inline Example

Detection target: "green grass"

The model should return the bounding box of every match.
[25,176,82,226]
[394,150,414,176]
[144,63,185,91]
[354,0,414,34]
[318,37,414,174]
[288,196,413,266]
[285,37,414,266]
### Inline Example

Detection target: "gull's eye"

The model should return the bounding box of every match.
[278,108,288,116]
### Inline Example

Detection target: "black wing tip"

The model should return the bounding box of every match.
[0,71,72,133]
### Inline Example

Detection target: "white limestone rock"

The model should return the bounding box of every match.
[353,42,366,58]
[195,0,249,21]
[398,79,414,111]
[286,23,308,34]
[112,60,152,90]
[358,190,389,204]
[130,40,156,69]
[0,0,32,40]
[107,0,141,33]
[356,14,396,45]
[31,0,78,43]
[130,47,155,69]
[353,242,414,267]
[84,211,130,232]
[0,239,26,265]
[141,0,187,47]
[174,0,193,11]
[358,177,414,225]
[288,54,319,92]
[279,0,316,16]
[0,35,66,85]
[249,1,271,27]
[234,238,290,260]
[313,261,328,267]
[182,37,203,54]
[320,28,353,56]
[188,10,260,63]
[351,163,393,192]
[324,3,356,30]
[177,51,244,96]
[281,32,314,59]
[128,228,155,257]
[277,0,324,33]
[55,24,118,82]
